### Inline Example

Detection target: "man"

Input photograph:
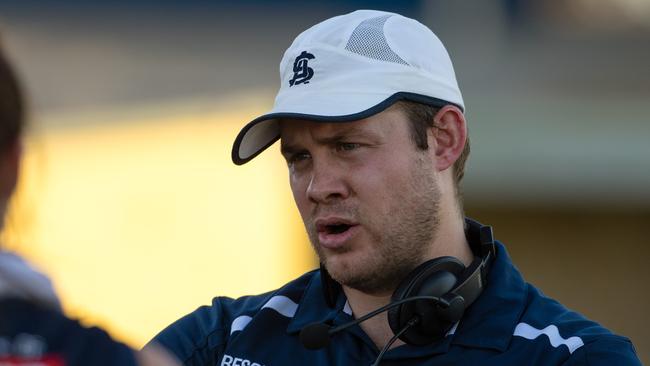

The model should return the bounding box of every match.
[0,43,179,365]
[149,10,641,365]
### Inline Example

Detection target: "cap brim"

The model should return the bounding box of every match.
[231,91,462,165]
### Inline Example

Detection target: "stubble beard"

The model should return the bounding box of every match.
[307,155,442,295]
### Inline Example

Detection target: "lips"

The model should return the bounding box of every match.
[314,217,359,250]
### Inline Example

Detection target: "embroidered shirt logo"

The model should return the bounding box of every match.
[289,51,315,86]
[220,354,265,366]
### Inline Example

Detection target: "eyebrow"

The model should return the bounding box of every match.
[280,142,299,157]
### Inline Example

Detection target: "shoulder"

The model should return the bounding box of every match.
[565,334,641,366]
[0,298,137,366]
[515,284,641,365]
[149,270,317,365]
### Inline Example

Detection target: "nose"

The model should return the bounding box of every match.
[306,159,349,204]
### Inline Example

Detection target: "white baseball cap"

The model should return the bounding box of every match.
[232,9,464,165]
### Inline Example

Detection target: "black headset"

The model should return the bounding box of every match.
[320,218,496,346]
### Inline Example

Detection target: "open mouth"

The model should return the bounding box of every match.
[315,219,357,236]
[315,219,358,248]
[325,223,352,235]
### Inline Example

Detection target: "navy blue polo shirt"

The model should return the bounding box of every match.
[151,241,640,365]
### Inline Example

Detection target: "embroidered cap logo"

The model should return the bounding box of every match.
[289,51,315,86]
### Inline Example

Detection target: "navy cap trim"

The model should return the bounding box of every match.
[231,92,464,165]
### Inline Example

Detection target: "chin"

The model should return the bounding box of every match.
[324,254,372,285]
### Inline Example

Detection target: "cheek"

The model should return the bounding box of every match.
[289,175,310,214]
[353,163,423,220]
[353,157,412,194]
[349,174,395,215]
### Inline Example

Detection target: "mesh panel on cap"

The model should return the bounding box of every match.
[344,15,408,65]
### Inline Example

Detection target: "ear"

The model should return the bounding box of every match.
[0,140,22,203]
[427,105,467,172]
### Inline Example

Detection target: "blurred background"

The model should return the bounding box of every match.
[0,0,648,363]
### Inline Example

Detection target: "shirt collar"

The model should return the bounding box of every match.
[286,241,528,353]
[286,270,347,334]
[285,270,457,359]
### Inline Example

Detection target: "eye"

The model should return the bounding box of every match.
[286,151,311,165]
[336,142,361,152]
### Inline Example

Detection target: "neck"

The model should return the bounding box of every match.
[432,175,474,267]
[431,213,474,267]
[342,285,405,350]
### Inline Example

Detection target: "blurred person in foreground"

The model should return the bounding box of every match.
[148,10,641,366]
[0,44,179,366]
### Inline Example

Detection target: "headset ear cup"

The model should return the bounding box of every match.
[438,294,465,323]
[387,259,435,331]
[387,257,466,346]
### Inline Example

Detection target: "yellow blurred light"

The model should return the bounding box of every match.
[3,96,314,347]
